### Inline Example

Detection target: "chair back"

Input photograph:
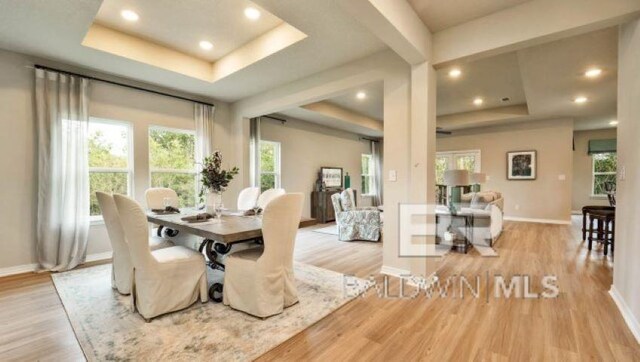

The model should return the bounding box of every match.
[113,194,155,269]
[237,187,261,210]
[95,192,131,267]
[145,187,179,209]
[345,188,357,207]
[257,188,286,209]
[331,193,343,220]
[260,193,304,269]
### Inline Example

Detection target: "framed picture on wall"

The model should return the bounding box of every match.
[507,150,537,180]
[321,167,343,189]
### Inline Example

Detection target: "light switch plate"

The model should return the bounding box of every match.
[558,174,566,181]
[389,170,397,182]
[619,166,626,181]
[486,175,491,181]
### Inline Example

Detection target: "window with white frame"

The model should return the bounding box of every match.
[149,126,197,207]
[88,118,133,217]
[361,154,375,196]
[259,140,281,192]
[435,150,481,184]
[592,152,617,196]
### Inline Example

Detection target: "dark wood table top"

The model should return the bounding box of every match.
[147,210,316,244]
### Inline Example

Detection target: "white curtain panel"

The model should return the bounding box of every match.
[194,103,215,198]
[249,117,261,188]
[371,140,383,206]
[35,69,90,271]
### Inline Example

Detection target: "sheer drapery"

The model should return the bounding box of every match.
[371,140,383,206]
[35,69,90,271]
[195,103,215,198]
[249,117,261,188]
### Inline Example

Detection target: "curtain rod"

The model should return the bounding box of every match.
[359,136,380,142]
[34,64,215,107]
[259,115,287,124]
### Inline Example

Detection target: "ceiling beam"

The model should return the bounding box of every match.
[339,0,432,65]
[301,101,383,133]
[437,105,530,130]
[433,0,640,66]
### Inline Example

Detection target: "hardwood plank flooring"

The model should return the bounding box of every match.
[1,220,638,361]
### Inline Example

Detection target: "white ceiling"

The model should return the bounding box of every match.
[284,27,618,133]
[95,0,283,62]
[324,82,384,121]
[407,0,532,32]
[0,0,386,102]
[275,108,382,137]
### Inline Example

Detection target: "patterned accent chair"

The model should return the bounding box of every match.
[331,191,381,242]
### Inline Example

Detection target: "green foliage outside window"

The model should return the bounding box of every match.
[259,141,279,192]
[593,153,617,196]
[149,128,196,207]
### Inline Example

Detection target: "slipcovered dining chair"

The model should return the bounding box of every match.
[223,193,304,318]
[113,194,208,321]
[237,187,261,210]
[145,187,180,209]
[256,188,286,209]
[96,192,174,295]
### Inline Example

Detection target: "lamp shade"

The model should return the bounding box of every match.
[443,169,470,186]
[471,172,486,184]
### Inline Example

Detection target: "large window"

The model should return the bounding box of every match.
[361,154,375,196]
[435,150,481,184]
[149,127,197,207]
[592,152,617,196]
[259,140,281,192]
[88,119,133,217]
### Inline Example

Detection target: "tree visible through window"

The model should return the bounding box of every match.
[260,140,281,192]
[149,127,197,207]
[435,151,481,185]
[592,152,617,196]
[88,119,132,216]
[361,154,375,195]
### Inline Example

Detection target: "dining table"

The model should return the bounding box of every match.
[147,209,317,301]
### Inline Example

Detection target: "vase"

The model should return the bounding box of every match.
[206,191,224,219]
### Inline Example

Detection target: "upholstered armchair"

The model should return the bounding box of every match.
[331,191,381,242]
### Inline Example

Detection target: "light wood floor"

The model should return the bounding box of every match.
[1,220,639,361]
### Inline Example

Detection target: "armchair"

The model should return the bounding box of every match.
[331,192,381,242]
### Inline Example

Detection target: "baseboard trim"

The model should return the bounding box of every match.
[571,210,582,215]
[503,216,571,225]
[380,265,411,278]
[0,251,113,278]
[609,286,640,344]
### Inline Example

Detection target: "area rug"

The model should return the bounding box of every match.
[312,224,338,235]
[52,262,368,361]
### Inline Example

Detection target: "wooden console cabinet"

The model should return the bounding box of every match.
[311,189,357,223]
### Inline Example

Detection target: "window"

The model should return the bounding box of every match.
[592,152,617,196]
[88,119,133,217]
[149,127,197,207]
[259,140,281,192]
[361,154,375,195]
[435,150,481,185]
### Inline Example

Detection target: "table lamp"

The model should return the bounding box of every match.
[471,172,486,192]
[444,169,470,214]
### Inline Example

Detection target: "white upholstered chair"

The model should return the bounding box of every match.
[237,187,261,210]
[223,193,304,318]
[256,188,286,209]
[95,192,174,295]
[145,187,179,209]
[113,194,208,321]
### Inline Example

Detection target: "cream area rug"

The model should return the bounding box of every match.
[52,263,368,361]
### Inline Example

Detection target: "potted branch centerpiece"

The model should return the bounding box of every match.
[200,151,239,220]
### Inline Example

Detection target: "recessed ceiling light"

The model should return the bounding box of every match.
[609,120,618,126]
[244,7,261,20]
[473,97,484,106]
[585,68,602,78]
[199,40,213,50]
[574,96,588,104]
[356,91,367,100]
[120,10,139,22]
[448,68,462,78]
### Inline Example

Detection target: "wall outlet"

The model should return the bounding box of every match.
[485,175,491,181]
[515,204,520,211]
[389,170,397,182]
[558,174,566,181]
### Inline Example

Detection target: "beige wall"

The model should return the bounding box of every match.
[612,19,640,342]
[437,119,574,222]
[260,116,374,218]
[572,128,617,211]
[0,49,231,271]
